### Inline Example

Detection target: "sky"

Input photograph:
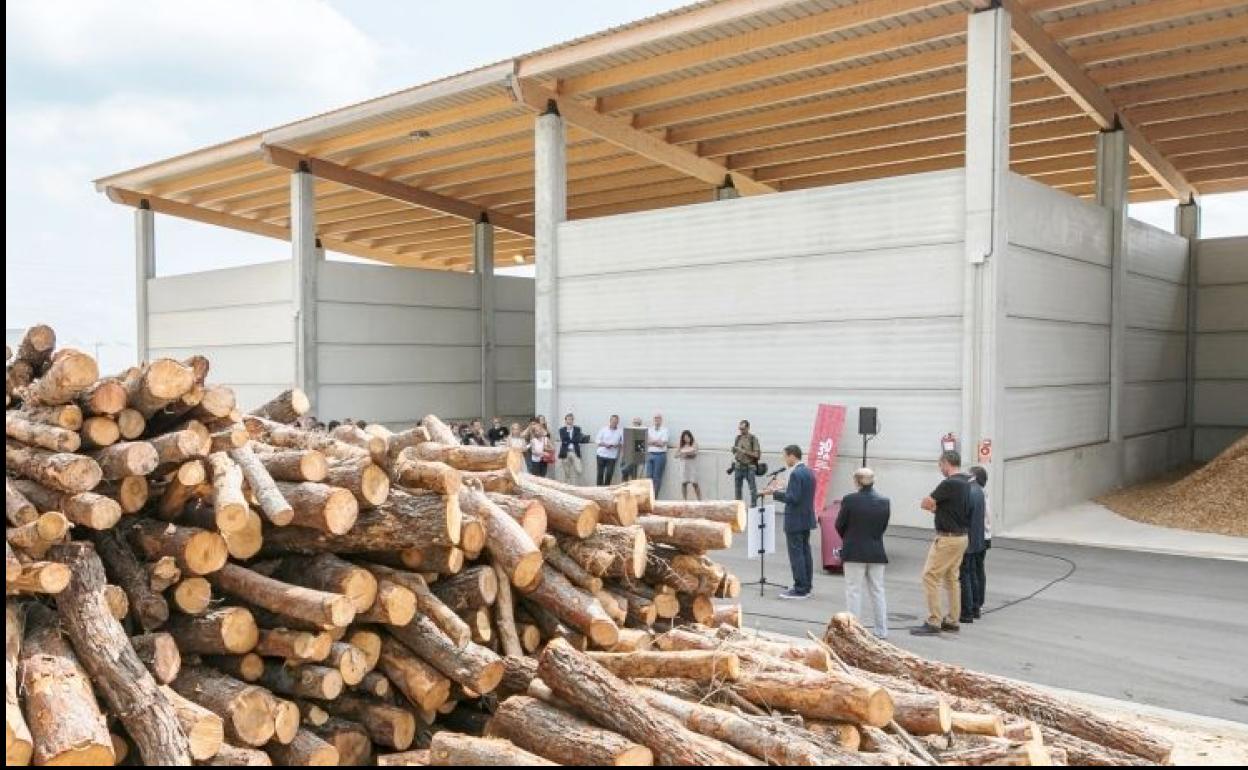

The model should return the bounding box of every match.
[6,0,1246,372]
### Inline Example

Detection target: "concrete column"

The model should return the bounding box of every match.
[474,218,497,422]
[1096,130,1129,445]
[713,178,740,201]
[534,106,566,422]
[963,5,1010,523]
[135,203,156,364]
[291,169,319,412]
[1176,201,1201,457]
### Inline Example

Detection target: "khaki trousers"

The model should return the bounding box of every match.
[923,534,968,626]
[559,453,583,483]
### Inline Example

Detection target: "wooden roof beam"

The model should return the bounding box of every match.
[262,144,535,237]
[1001,0,1197,200]
[510,80,773,196]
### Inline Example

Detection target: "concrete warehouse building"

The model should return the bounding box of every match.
[95,0,1247,531]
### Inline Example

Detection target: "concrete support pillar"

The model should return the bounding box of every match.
[963,5,1010,522]
[534,106,566,421]
[291,169,319,412]
[1176,201,1201,457]
[475,218,497,422]
[713,178,740,201]
[1097,130,1129,445]
[135,203,156,364]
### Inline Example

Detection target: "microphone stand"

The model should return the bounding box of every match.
[742,469,788,597]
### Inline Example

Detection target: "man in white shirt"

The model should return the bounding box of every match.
[595,414,624,485]
[645,413,670,496]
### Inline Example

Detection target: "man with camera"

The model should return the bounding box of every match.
[731,419,761,506]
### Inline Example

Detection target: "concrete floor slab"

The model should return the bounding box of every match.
[718,526,1248,722]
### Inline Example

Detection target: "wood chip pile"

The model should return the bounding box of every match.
[6,324,1173,766]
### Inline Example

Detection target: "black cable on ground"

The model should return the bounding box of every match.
[741,533,1079,631]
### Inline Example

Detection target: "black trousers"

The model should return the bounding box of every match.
[595,457,617,485]
[960,551,985,617]
[786,529,814,594]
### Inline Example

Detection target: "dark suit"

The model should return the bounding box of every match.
[773,463,816,594]
[557,426,587,459]
[960,482,987,619]
[835,488,890,564]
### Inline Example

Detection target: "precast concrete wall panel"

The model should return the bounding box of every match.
[1194,236,1248,460]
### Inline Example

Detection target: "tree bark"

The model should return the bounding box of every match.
[169,607,260,655]
[708,627,832,671]
[172,665,276,747]
[98,474,150,513]
[160,684,226,761]
[486,493,546,545]
[360,562,472,649]
[354,671,393,700]
[330,424,386,465]
[252,446,328,482]
[268,553,378,613]
[5,604,33,767]
[952,710,1006,737]
[458,484,543,589]
[14,325,55,372]
[429,733,555,766]
[525,474,638,525]
[6,440,101,493]
[415,442,523,473]
[541,535,603,593]
[712,602,743,628]
[325,641,371,686]
[131,632,182,684]
[6,411,80,451]
[49,542,194,764]
[262,488,457,554]
[127,518,229,575]
[11,479,121,530]
[265,727,340,766]
[249,389,310,425]
[269,481,358,535]
[461,468,519,493]
[159,460,208,519]
[637,515,674,540]
[254,628,332,663]
[538,639,761,766]
[6,560,71,594]
[389,614,504,694]
[731,668,894,726]
[20,602,114,765]
[258,661,343,701]
[205,653,265,683]
[210,562,355,630]
[91,528,170,631]
[520,564,619,648]
[244,416,366,462]
[229,445,293,526]
[17,403,83,431]
[560,524,647,579]
[5,477,37,526]
[393,455,461,495]
[399,544,464,575]
[647,517,733,552]
[430,564,498,612]
[202,742,274,766]
[823,612,1172,763]
[491,561,524,658]
[323,457,390,509]
[6,510,70,558]
[152,428,210,466]
[378,635,452,712]
[588,650,740,683]
[318,694,415,750]
[612,627,653,653]
[21,350,98,407]
[88,439,158,479]
[890,692,953,736]
[306,718,370,766]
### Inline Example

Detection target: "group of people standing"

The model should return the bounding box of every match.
[590,414,703,499]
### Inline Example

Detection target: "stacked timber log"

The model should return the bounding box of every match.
[5,325,1172,766]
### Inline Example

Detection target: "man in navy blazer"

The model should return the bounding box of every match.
[767,444,817,600]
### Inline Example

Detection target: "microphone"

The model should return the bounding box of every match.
[766,468,785,479]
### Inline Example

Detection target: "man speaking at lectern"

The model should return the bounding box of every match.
[766,445,816,600]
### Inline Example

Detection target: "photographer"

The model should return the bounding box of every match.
[731,419,761,506]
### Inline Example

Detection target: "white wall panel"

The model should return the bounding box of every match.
[1003,442,1120,529]
[1123,429,1192,486]
[150,305,293,348]
[1125,329,1187,383]
[1122,381,1187,436]
[1003,385,1109,457]
[558,170,963,278]
[498,346,535,381]
[1198,236,1248,285]
[1125,274,1188,331]
[149,344,294,385]
[1196,284,1248,332]
[1002,319,1108,387]
[498,381,535,418]
[497,312,535,346]
[318,303,479,346]
[559,243,964,333]
[1194,381,1248,426]
[319,383,480,424]
[496,276,537,312]
[1195,333,1248,379]
[560,318,961,390]
[318,344,479,385]
[148,262,291,313]
[318,261,477,307]
[230,384,296,411]
[1005,174,1111,266]
[1195,427,1246,462]
[1003,246,1110,324]
[1125,219,1188,283]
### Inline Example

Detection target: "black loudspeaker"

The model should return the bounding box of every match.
[858,407,878,436]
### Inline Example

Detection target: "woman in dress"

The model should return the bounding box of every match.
[677,429,701,501]
[528,425,552,477]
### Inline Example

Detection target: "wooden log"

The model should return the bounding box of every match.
[269,553,378,613]
[11,480,121,530]
[678,593,715,625]
[538,639,761,765]
[323,456,390,508]
[486,492,546,544]
[88,440,158,480]
[128,518,228,575]
[158,459,208,519]
[249,389,310,424]
[6,560,71,594]
[651,500,747,533]
[254,447,328,482]
[194,384,238,421]
[525,475,638,525]
[541,535,603,593]
[160,684,225,761]
[49,542,193,764]
[6,361,34,406]
[205,653,265,683]
[116,408,145,439]
[211,425,250,452]
[14,325,55,372]
[420,415,459,446]
[211,563,355,630]
[263,488,458,554]
[519,601,585,651]
[244,417,366,462]
[649,518,732,552]
[378,635,452,712]
[318,694,415,750]
[399,545,464,574]
[507,478,600,541]
[354,671,393,700]
[4,540,18,582]
[491,561,524,658]
[645,549,724,594]
[561,524,647,579]
[330,424,386,465]
[430,733,556,766]
[79,416,120,449]
[6,440,101,493]
[5,604,32,767]
[174,576,214,614]
[271,699,301,745]
[131,632,182,684]
[6,411,80,451]
[258,661,343,701]
[393,455,461,495]
[708,627,831,671]
[17,403,83,431]
[595,589,628,626]
[458,468,516,495]
[169,607,260,654]
[229,445,294,526]
[521,564,619,648]
[173,665,276,747]
[458,483,543,589]
[21,350,99,407]
[151,428,210,468]
[295,700,331,728]
[731,667,894,727]
[823,613,1172,763]
[274,481,358,534]
[952,711,1007,737]
[254,628,332,663]
[306,718,370,766]
[457,513,486,559]
[637,515,674,540]
[102,583,130,620]
[611,627,654,653]
[891,692,953,736]
[462,606,493,644]
[20,602,114,765]
[415,441,523,473]
[124,358,195,417]
[711,602,742,628]
[429,564,498,612]
[5,477,38,526]
[202,743,274,766]
[588,650,740,683]
[91,528,169,631]
[931,737,1050,766]
[360,563,472,649]
[357,579,417,627]
[389,614,504,694]
[97,475,149,514]
[6,510,70,558]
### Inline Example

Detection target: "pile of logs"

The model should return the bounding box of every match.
[5,324,1173,766]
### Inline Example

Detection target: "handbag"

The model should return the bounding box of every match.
[541,439,556,464]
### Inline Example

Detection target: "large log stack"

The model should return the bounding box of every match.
[5,325,1171,766]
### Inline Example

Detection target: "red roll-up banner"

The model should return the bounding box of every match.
[808,403,847,571]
